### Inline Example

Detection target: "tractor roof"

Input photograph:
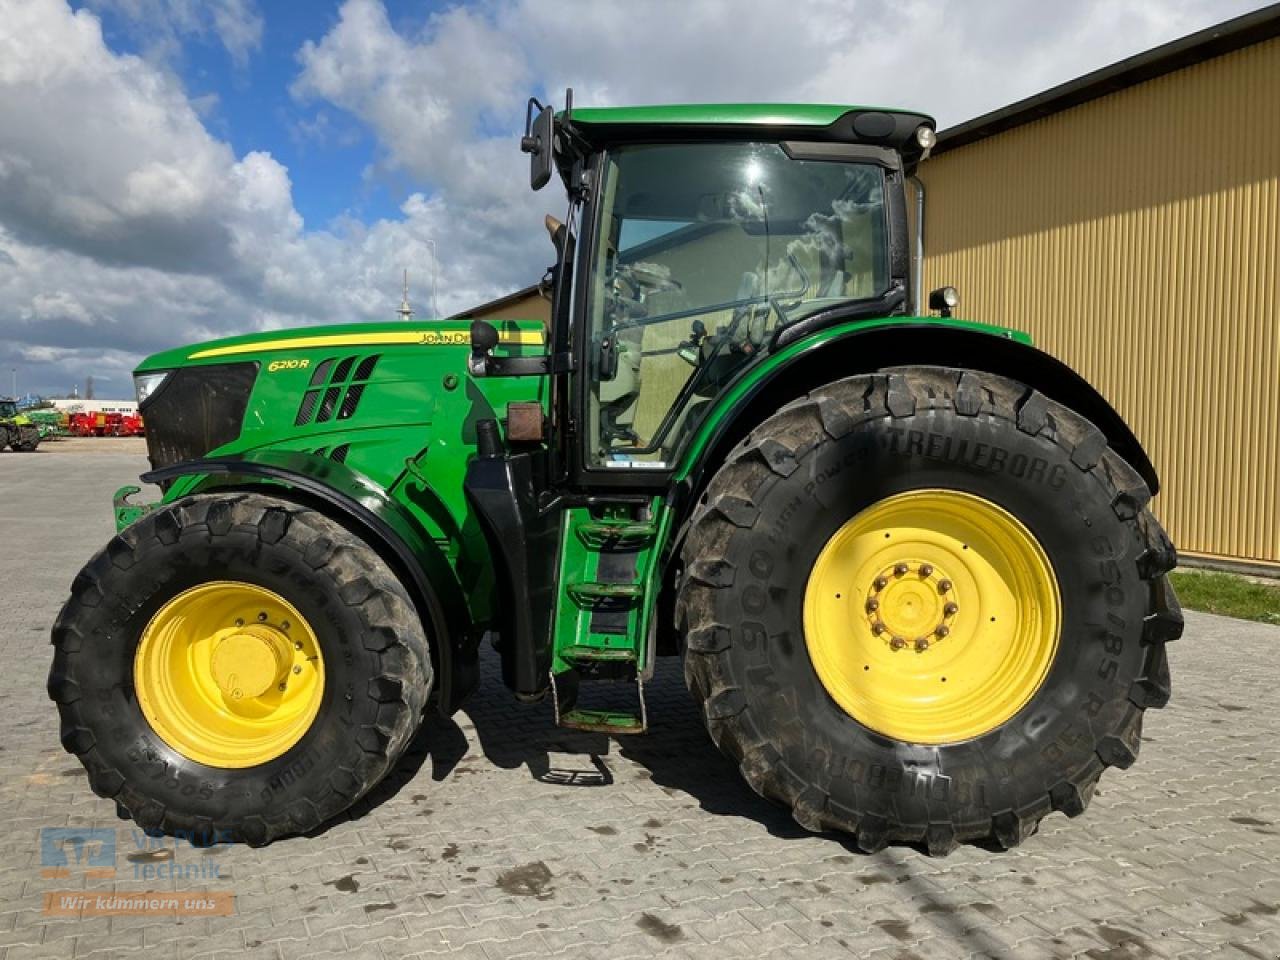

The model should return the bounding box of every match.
[563,103,935,155]
[569,103,929,128]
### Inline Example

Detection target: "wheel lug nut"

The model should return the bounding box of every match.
[871,622,885,635]
[873,576,888,591]
[943,602,958,616]
[915,637,930,652]
[257,611,268,622]
[292,665,302,675]
[919,563,933,578]
[935,625,950,638]
[937,579,953,594]
[894,563,909,577]
[277,682,287,692]
[281,621,290,631]
[890,636,906,650]
[234,618,244,627]
[866,598,879,613]
[294,641,303,650]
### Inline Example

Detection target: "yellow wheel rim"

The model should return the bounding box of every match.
[134,581,325,768]
[803,489,1061,744]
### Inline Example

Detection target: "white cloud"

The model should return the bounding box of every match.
[0,0,454,395]
[83,0,264,68]
[291,0,1271,310]
[0,0,1270,396]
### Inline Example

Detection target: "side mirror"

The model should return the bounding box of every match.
[469,320,499,376]
[521,101,554,191]
[928,286,959,318]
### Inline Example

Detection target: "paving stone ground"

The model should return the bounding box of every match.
[2,445,1277,959]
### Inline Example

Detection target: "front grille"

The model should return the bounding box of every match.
[142,362,258,473]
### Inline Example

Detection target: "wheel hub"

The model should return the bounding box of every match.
[867,561,958,651]
[209,626,292,701]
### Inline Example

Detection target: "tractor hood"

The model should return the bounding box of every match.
[135,320,543,373]
[133,318,547,480]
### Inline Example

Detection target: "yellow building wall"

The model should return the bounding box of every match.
[467,290,551,325]
[921,37,1280,567]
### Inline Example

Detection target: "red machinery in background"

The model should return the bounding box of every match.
[67,411,144,437]
[119,413,145,436]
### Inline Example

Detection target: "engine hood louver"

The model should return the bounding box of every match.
[294,354,379,427]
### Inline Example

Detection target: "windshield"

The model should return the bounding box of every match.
[586,141,889,467]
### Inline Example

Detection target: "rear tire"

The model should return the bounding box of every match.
[49,492,432,845]
[677,367,1181,854]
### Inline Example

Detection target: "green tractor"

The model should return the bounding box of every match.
[1,398,41,452]
[50,98,1181,853]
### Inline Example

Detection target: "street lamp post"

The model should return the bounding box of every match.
[424,240,439,318]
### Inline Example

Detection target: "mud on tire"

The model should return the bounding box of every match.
[676,367,1182,855]
[48,492,432,846]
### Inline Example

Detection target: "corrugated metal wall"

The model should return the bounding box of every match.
[922,36,1280,567]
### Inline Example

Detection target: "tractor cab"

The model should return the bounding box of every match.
[463,97,940,730]
[470,97,936,480]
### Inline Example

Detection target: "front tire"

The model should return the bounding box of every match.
[14,425,40,451]
[49,492,432,845]
[677,367,1181,854]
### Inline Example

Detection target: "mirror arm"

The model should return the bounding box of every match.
[522,97,545,139]
[469,322,573,378]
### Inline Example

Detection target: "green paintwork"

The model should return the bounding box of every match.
[136,320,548,626]
[24,409,65,438]
[551,500,672,678]
[553,704,646,735]
[135,319,542,371]
[114,485,157,529]
[569,103,932,128]
[125,309,1024,678]
[675,315,1032,481]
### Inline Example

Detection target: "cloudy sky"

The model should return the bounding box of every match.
[0,0,1267,397]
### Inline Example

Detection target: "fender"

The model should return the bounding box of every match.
[142,447,476,714]
[675,318,1159,503]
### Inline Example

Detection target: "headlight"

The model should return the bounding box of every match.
[134,371,170,405]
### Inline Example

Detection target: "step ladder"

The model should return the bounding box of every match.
[549,502,670,734]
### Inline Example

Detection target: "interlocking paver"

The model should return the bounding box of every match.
[4,448,1280,960]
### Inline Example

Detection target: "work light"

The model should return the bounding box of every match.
[915,125,936,157]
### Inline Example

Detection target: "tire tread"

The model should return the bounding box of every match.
[676,366,1178,854]
[50,492,431,846]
